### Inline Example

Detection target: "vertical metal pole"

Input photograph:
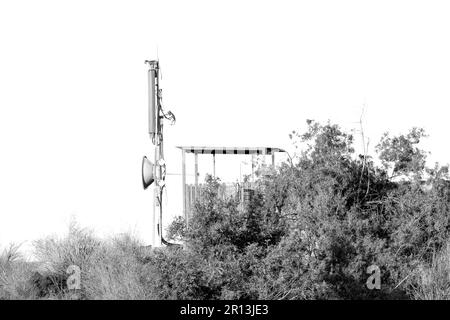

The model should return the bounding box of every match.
[153,148,161,247]
[194,153,199,207]
[151,156,156,246]
[194,153,199,186]
[154,61,162,247]
[157,138,163,247]
[272,153,275,167]
[239,162,242,183]
[182,149,187,226]
[213,153,216,178]
[251,154,255,182]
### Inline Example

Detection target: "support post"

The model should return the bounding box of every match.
[213,153,216,177]
[153,148,162,247]
[152,150,157,247]
[182,149,187,226]
[272,152,275,167]
[194,153,199,199]
[251,154,255,182]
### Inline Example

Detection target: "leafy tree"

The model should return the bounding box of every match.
[376,127,428,180]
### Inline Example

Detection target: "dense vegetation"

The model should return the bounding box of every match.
[160,120,450,299]
[1,120,450,299]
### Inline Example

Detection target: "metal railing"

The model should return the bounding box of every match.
[184,182,255,220]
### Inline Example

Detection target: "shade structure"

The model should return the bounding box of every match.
[176,146,285,155]
[178,146,287,227]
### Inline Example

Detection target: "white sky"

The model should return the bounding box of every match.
[1,0,450,254]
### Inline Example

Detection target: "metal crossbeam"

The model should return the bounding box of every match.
[176,146,285,155]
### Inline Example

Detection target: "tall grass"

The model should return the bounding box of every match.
[31,222,157,299]
[79,234,153,299]
[1,221,159,300]
[0,243,36,299]
[412,242,450,300]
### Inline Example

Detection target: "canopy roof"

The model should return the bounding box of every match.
[176,146,285,155]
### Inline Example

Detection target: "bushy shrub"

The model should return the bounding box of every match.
[141,246,216,299]
[161,120,450,300]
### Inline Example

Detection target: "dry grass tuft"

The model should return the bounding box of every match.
[29,222,156,299]
[412,242,450,300]
[0,243,36,299]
